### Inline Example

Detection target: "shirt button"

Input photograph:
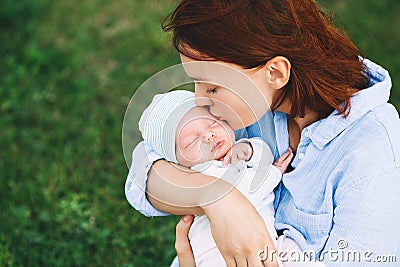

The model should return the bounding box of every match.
[298,153,305,160]
[304,131,310,138]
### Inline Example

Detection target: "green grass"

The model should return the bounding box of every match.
[1,0,399,266]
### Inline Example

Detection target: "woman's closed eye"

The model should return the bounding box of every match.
[206,88,217,94]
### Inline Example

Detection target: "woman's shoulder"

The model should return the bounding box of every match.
[313,104,400,193]
[305,102,399,173]
[351,103,399,147]
[336,103,400,168]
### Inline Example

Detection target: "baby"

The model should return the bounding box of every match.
[138,90,292,267]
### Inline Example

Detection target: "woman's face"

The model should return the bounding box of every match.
[180,54,277,130]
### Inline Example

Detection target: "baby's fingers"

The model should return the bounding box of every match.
[222,154,232,167]
[277,147,293,163]
[233,151,246,163]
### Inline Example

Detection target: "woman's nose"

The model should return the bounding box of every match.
[195,88,213,107]
[195,96,213,107]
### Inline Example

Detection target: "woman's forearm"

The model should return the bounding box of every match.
[149,160,280,266]
[146,159,236,215]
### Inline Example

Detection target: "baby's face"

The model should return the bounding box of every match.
[175,107,235,167]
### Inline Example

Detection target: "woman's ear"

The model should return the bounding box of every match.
[264,56,291,89]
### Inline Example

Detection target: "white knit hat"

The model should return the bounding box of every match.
[138,90,196,163]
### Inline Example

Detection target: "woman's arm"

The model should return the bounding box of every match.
[126,141,279,266]
[322,168,400,266]
[147,160,280,267]
[126,141,242,216]
[146,159,234,215]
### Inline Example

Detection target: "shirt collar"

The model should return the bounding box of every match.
[307,59,392,149]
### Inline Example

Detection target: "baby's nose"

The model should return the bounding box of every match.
[202,131,215,142]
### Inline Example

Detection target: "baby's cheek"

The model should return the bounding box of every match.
[220,127,234,143]
[200,143,219,161]
[184,146,202,162]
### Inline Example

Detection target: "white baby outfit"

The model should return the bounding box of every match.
[188,138,281,267]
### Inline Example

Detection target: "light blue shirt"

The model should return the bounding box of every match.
[125,59,400,266]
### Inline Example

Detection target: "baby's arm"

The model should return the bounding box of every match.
[222,138,293,174]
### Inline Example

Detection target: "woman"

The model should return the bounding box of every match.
[125,0,400,266]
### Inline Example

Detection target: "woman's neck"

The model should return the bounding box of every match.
[293,112,320,132]
[275,97,320,132]
[275,98,320,152]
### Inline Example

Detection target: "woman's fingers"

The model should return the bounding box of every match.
[247,256,265,267]
[221,255,237,267]
[204,188,279,267]
[175,215,196,267]
[234,255,250,267]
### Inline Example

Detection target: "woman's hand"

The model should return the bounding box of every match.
[204,189,279,267]
[175,215,196,267]
[174,192,278,267]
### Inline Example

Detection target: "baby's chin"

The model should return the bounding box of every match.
[213,147,230,161]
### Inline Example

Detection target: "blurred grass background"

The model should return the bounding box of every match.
[0,0,399,266]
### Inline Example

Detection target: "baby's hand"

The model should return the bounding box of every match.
[273,147,294,174]
[222,142,253,167]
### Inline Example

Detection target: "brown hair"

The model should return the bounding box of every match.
[162,0,371,118]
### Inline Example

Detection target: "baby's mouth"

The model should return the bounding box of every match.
[212,140,225,152]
